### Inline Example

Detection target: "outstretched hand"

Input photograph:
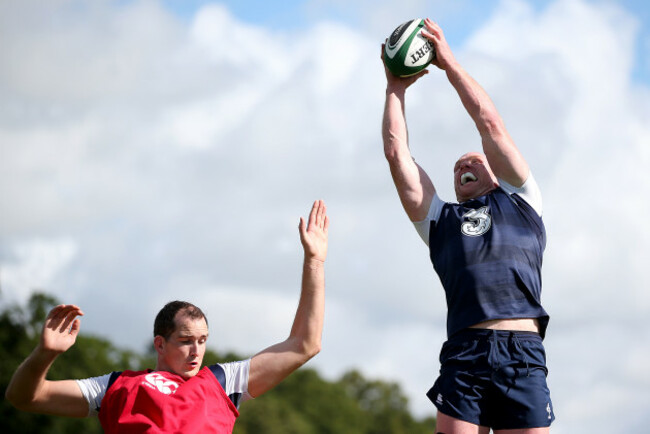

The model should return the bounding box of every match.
[420,18,456,71]
[380,42,429,89]
[299,200,329,263]
[39,304,84,355]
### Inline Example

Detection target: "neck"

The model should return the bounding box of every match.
[457,185,497,202]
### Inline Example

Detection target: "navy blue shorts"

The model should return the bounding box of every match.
[427,328,554,429]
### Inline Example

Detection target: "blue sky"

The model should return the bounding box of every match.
[157,0,650,83]
[1,1,649,432]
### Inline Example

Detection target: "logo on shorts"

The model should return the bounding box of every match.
[546,402,552,420]
[436,393,444,405]
[143,373,179,395]
[461,206,491,236]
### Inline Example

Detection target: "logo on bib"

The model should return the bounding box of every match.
[144,373,179,395]
[461,206,491,236]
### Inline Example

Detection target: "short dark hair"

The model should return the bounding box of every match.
[153,301,208,340]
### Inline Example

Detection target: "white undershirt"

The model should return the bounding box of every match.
[75,359,252,417]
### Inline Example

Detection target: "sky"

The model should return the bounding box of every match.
[1,0,649,432]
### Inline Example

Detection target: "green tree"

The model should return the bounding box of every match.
[1,292,436,433]
[339,370,436,433]
[0,296,46,434]
[235,368,369,434]
[0,292,139,434]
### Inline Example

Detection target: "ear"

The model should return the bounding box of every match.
[153,335,165,355]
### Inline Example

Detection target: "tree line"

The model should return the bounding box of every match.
[0,292,436,433]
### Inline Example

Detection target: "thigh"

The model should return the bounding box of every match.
[436,411,490,434]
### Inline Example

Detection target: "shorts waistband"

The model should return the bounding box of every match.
[449,328,542,343]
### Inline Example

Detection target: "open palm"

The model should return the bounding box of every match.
[299,200,329,263]
[40,305,84,354]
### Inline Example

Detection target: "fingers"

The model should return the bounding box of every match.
[300,200,329,262]
[47,305,84,323]
[59,311,79,334]
[299,199,328,239]
[69,318,82,338]
[299,200,328,258]
[308,200,319,228]
[46,304,84,333]
[298,216,306,238]
[421,18,442,42]
[424,18,439,33]
[413,69,429,80]
[307,200,326,230]
[315,200,326,229]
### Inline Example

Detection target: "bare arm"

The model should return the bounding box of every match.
[5,305,90,417]
[247,200,329,398]
[422,19,529,186]
[381,45,436,222]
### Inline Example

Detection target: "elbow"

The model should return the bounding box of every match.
[382,128,408,164]
[295,338,321,364]
[381,133,393,158]
[383,146,399,164]
[5,385,19,408]
[383,144,410,170]
[5,389,31,412]
[5,380,44,413]
[306,341,322,359]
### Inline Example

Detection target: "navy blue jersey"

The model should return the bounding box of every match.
[427,186,549,338]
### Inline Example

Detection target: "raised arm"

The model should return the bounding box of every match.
[5,304,90,417]
[421,19,529,187]
[247,200,329,398]
[381,45,436,222]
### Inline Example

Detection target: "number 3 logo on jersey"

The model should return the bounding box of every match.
[461,206,491,236]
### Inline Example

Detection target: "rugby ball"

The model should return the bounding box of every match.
[384,19,435,77]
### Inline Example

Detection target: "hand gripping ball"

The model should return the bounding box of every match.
[384,19,435,77]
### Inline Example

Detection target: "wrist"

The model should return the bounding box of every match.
[385,83,406,96]
[28,345,60,370]
[444,60,463,78]
[303,256,325,270]
[34,342,65,358]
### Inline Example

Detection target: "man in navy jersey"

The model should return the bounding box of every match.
[6,200,329,433]
[382,19,553,433]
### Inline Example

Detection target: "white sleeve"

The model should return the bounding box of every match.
[219,359,253,403]
[499,172,543,216]
[412,193,445,246]
[75,373,112,417]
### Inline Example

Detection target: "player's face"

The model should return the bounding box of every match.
[156,313,208,378]
[453,152,499,202]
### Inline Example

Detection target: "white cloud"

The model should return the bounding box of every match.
[1,238,78,303]
[186,282,303,355]
[1,0,649,431]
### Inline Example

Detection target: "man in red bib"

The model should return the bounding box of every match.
[6,200,329,434]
